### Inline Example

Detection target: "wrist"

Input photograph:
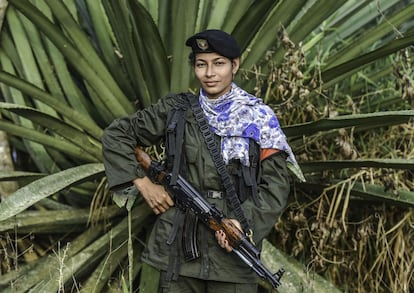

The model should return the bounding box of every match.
[133,176,151,191]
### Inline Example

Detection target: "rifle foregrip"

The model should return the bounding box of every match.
[206,217,244,248]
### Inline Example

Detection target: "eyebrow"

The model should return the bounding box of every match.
[195,57,226,62]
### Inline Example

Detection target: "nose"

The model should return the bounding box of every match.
[205,64,215,77]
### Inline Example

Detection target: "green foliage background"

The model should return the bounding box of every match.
[0,0,413,292]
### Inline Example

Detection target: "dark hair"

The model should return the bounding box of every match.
[188,52,236,67]
[188,52,196,66]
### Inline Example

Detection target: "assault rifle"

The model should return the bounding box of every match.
[135,147,285,289]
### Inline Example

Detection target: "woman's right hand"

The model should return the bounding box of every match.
[133,177,174,214]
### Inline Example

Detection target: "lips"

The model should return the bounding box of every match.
[204,81,218,87]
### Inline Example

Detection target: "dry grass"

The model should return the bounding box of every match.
[273,188,413,292]
[260,32,414,292]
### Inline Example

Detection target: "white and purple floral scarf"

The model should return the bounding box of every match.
[199,83,305,181]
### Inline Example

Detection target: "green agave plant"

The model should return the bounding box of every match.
[0,0,413,292]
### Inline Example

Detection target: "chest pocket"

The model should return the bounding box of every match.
[183,111,206,188]
[182,109,233,191]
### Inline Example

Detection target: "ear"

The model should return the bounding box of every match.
[232,58,240,74]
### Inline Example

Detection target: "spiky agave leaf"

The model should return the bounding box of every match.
[0,163,104,221]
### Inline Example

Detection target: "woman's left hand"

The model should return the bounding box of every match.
[215,219,241,252]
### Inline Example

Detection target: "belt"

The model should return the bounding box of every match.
[205,190,224,199]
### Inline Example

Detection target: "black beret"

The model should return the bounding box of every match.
[185,29,241,59]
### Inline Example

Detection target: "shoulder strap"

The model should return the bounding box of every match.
[165,96,188,185]
[185,93,252,235]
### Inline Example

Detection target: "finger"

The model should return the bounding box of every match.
[158,195,172,210]
[157,203,169,214]
[165,194,174,206]
[144,198,154,210]
[152,206,161,215]
[148,199,161,213]
[218,231,233,252]
[215,230,220,239]
[157,192,173,206]
[142,193,156,208]
[215,231,223,243]
[215,231,227,248]
[224,240,233,252]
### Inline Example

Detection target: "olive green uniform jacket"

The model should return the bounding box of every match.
[102,94,290,284]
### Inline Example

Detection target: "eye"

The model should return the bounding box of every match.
[214,60,226,66]
[195,62,206,68]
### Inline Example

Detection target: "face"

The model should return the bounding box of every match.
[193,52,239,99]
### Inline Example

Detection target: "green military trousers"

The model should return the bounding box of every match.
[158,271,258,293]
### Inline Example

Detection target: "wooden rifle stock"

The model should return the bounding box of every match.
[134,146,285,288]
[135,147,151,170]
